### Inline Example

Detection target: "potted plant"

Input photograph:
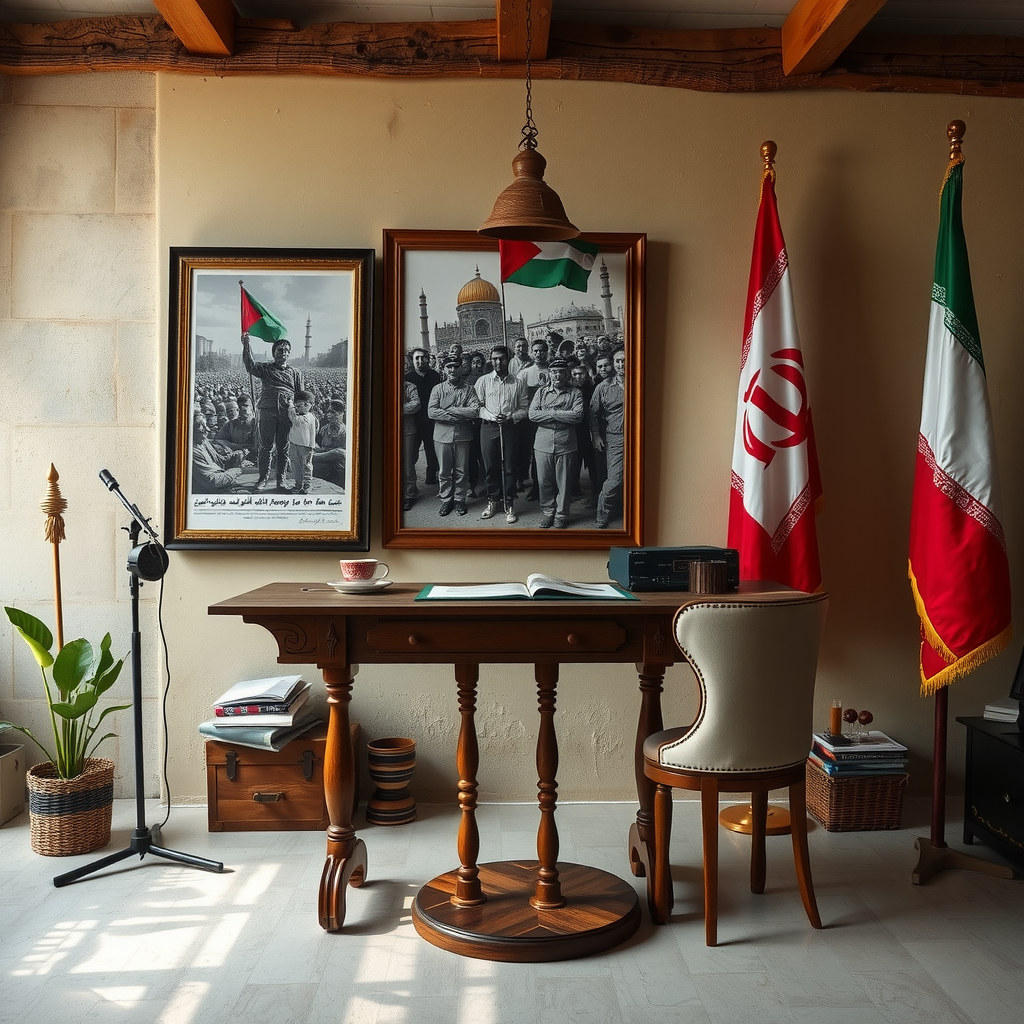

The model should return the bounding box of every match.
[3,606,129,856]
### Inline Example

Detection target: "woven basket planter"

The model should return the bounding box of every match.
[27,757,114,856]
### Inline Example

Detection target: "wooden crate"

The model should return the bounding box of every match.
[205,722,358,832]
[806,758,907,832]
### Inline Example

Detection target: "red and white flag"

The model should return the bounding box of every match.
[908,148,1011,694]
[728,165,822,593]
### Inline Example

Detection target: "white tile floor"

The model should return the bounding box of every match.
[1,798,1022,1024]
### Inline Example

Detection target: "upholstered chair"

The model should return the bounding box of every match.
[642,591,828,946]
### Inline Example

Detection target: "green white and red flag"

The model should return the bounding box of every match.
[727,170,822,593]
[499,239,599,292]
[240,285,288,343]
[908,156,1011,695]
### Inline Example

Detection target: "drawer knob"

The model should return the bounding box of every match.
[407,634,420,646]
[566,632,580,646]
[253,791,284,803]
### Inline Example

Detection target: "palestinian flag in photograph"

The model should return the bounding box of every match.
[240,285,288,343]
[908,154,1012,695]
[498,239,599,292]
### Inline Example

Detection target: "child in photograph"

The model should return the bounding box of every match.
[287,389,317,494]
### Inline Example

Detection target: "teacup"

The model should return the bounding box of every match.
[339,558,389,583]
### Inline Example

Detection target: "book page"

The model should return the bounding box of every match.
[525,574,627,599]
[421,583,531,600]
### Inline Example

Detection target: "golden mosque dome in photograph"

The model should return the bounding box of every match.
[457,267,500,306]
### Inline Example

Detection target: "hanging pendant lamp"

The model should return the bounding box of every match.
[478,0,579,241]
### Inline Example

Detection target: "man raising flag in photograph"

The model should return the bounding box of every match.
[728,142,823,593]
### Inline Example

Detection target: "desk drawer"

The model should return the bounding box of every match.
[364,618,627,657]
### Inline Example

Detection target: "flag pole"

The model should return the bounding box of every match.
[910,121,1011,886]
[41,463,67,650]
[240,279,262,477]
[720,139,794,840]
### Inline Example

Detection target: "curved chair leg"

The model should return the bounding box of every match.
[700,777,720,946]
[789,780,822,929]
[651,782,674,924]
[749,789,768,895]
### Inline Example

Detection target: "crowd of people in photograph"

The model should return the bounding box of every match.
[403,331,626,529]
[191,337,348,494]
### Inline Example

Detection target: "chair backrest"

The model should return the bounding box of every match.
[657,592,828,773]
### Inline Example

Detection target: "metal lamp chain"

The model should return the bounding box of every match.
[519,0,538,151]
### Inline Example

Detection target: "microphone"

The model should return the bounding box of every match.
[99,469,118,491]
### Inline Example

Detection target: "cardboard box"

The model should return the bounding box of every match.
[0,743,27,825]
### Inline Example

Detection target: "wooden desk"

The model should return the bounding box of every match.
[209,581,786,960]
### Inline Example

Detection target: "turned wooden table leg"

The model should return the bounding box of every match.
[453,662,485,907]
[532,662,566,910]
[628,663,666,892]
[318,663,367,932]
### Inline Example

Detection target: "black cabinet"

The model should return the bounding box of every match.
[957,716,1024,870]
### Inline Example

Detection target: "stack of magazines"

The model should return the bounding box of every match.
[808,730,909,776]
[983,696,1020,723]
[199,674,320,751]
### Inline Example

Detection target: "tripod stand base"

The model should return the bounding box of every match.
[910,837,1014,886]
[53,826,224,888]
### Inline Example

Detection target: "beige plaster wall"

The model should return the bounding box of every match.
[155,74,1024,805]
[0,73,159,798]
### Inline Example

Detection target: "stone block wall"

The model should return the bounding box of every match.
[0,72,159,798]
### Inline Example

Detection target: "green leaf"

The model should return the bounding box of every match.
[86,732,118,759]
[91,703,131,729]
[4,607,54,669]
[92,656,126,698]
[93,635,114,679]
[52,690,99,720]
[52,638,94,697]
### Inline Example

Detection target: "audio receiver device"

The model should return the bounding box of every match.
[607,546,740,592]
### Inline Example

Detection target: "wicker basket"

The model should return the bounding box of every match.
[26,758,114,856]
[806,758,907,832]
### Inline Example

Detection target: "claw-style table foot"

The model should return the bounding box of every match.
[319,838,368,932]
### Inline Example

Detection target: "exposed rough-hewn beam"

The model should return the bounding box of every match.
[1,16,1023,99]
[152,0,236,56]
[782,0,888,75]
[497,0,551,62]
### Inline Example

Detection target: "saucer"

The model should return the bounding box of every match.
[326,579,393,594]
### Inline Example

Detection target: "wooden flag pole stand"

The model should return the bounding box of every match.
[911,686,1012,884]
[41,464,67,649]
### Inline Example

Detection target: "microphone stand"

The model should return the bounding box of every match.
[53,472,224,887]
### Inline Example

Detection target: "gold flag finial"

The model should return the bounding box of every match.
[940,120,966,197]
[40,463,67,649]
[947,119,966,163]
[759,140,777,200]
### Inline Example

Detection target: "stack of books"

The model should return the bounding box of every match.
[199,674,320,751]
[809,730,909,777]
[983,696,1020,723]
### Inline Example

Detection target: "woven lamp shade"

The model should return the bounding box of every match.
[478,148,579,241]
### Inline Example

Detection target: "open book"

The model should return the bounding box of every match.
[417,574,636,601]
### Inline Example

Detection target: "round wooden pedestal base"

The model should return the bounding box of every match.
[719,803,792,835]
[412,860,641,962]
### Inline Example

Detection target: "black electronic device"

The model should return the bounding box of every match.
[607,546,740,592]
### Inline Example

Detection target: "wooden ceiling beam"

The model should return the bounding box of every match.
[153,0,236,56]
[782,0,889,75]
[1,16,1023,99]
[497,0,551,62]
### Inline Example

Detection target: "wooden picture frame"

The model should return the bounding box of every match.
[383,229,645,549]
[165,247,373,550]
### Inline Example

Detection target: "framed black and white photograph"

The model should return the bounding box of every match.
[383,230,645,550]
[165,247,373,550]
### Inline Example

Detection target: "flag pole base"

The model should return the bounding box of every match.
[911,837,1014,885]
[719,803,792,836]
